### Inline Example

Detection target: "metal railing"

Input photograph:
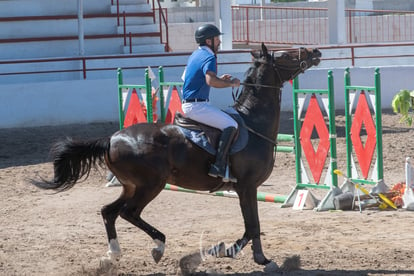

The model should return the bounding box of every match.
[232,5,414,46]
[111,0,170,52]
[155,0,170,51]
[1,43,414,82]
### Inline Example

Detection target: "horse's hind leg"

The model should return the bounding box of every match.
[119,182,166,263]
[101,197,126,261]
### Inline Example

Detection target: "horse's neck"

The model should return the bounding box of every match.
[236,87,281,139]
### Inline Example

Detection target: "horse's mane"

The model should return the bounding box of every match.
[244,62,259,84]
[233,59,267,112]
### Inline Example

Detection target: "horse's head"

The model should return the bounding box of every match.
[250,43,321,85]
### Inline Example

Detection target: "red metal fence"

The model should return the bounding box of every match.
[1,42,414,82]
[1,5,414,81]
[232,5,414,46]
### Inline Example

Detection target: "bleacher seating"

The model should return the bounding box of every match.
[0,0,165,60]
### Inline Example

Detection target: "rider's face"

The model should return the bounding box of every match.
[207,36,221,53]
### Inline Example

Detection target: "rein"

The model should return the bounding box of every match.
[231,49,309,147]
[242,123,278,147]
[239,82,280,89]
[232,84,280,147]
[231,85,278,147]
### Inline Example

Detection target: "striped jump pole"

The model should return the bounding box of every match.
[164,184,287,203]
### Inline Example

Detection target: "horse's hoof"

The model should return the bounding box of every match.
[151,239,165,263]
[106,250,121,262]
[151,248,163,263]
[207,242,225,258]
[99,257,117,274]
[263,260,279,273]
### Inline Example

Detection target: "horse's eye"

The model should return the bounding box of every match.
[282,53,289,59]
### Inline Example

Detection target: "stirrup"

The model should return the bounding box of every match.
[222,165,237,183]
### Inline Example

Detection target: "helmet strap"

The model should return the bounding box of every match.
[208,37,216,54]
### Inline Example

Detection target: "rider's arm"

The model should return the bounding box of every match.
[205,71,240,88]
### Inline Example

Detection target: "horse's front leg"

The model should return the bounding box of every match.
[206,233,249,258]
[237,186,279,272]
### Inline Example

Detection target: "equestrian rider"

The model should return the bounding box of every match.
[182,23,240,182]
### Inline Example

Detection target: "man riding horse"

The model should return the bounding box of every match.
[181,24,240,183]
[33,39,322,273]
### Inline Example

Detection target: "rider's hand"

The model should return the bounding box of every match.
[220,74,232,80]
[230,78,240,87]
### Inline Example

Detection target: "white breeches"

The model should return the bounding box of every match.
[181,102,238,130]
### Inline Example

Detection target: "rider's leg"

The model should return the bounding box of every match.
[182,103,238,180]
[208,126,237,178]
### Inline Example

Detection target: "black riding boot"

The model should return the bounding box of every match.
[208,126,237,179]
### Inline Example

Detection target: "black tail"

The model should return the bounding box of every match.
[33,136,110,192]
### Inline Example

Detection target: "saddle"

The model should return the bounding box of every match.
[173,111,248,156]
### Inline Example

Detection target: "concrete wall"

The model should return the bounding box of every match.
[1,63,413,129]
[168,23,200,52]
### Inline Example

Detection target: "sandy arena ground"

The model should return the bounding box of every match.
[1,111,414,276]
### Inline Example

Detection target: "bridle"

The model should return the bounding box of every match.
[238,48,310,90]
[233,48,312,147]
[233,48,310,96]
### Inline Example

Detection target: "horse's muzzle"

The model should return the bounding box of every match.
[312,48,322,66]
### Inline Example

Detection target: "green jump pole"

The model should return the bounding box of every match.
[327,70,338,187]
[276,134,295,153]
[374,68,384,181]
[344,68,353,179]
[145,69,153,123]
[292,77,302,186]
[157,67,184,123]
[277,134,294,142]
[117,68,124,130]
[158,66,166,123]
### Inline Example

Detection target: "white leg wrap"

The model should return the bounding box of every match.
[107,238,121,261]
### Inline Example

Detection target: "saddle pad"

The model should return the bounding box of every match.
[177,112,248,155]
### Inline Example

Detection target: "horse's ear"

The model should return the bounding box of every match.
[261,43,268,57]
[250,50,260,60]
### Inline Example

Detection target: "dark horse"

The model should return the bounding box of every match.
[34,43,321,272]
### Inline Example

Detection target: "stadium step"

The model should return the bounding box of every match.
[122,43,165,54]
[111,1,165,54]
[117,24,159,34]
[110,4,152,14]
